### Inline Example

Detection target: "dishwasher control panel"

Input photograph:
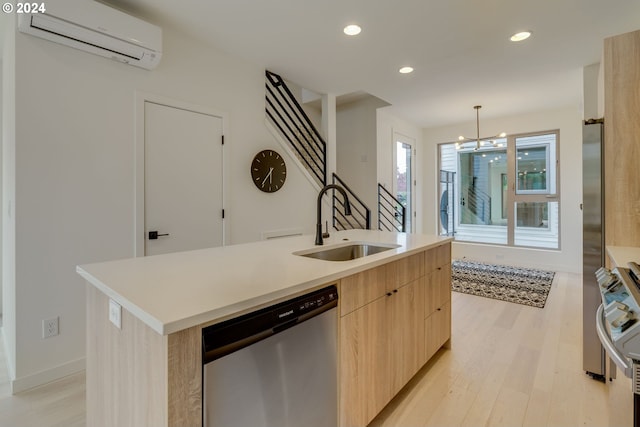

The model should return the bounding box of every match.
[291,288,338,318]
[202,285,338,363]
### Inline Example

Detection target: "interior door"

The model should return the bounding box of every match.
[393,133,415,232]
[144,101,224,256]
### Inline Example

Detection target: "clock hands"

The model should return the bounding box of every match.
[261,167,274,187]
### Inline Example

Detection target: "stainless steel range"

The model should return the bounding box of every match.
[596,262,640,426]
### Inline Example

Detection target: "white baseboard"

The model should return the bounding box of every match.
[11,357,85,394]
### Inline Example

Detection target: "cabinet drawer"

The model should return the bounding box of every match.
[436,243,451,269]
[425,301,451,361]
[425,242,451,273]
[386,252,424,289]
[340,252,425,316]
[425,267,451,317]
[340,265,387,316]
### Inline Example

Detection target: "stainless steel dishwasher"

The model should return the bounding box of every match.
[202,285,338,427]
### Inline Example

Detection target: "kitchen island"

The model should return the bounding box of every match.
[78,229,453,427]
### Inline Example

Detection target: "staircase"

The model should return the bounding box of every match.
[378,184,406,232]
[265,70,371,230]
[265,70,326,187]
[332,174,370,230]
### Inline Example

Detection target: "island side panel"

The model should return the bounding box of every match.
[86,285,169,427]
[168,325,202,427]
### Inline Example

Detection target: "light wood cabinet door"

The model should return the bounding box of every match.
[423,242,451,362]
[388,278,425,394]
[340,279,426,427]
[425,301,451,360]
[604,30,640,248]
[339,252,427,427]
[340,295,390,427]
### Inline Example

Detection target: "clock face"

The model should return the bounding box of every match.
[251,149,287,193]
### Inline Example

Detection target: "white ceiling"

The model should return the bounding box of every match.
[108,0,640,127]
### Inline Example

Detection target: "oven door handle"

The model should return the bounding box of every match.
[596,304,633,378]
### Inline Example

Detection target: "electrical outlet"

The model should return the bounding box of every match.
[42,317,59,339]
[109,299,121,329]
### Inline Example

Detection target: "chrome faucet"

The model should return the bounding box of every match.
[316,184,352,245]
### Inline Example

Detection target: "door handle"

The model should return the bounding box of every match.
[148,231,169,240]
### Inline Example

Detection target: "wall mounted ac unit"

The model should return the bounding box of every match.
[18,0,162,70]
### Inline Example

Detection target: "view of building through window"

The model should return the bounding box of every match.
[438,131,559,249]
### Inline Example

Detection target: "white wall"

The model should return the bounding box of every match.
[0,60,3,316]
[377,108,424,233]
[583,63,601,120]
[336,96,388,219]
[422,106,583,273]
[2,14,16,381]
[583,62,603,121]
[6,21,317,391]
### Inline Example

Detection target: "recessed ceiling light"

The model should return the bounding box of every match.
[343,24,362,36]
[510,31,531,42]
[399,66,414,74]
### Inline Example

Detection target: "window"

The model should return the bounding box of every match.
[394,133,415,232]
[438,131,560,249]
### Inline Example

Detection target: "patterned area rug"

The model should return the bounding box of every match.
[452,260,555,308]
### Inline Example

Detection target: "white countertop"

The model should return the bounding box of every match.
[77,229,452,335]
[607,246,640,267]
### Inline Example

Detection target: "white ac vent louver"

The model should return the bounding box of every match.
[18,0,162,70]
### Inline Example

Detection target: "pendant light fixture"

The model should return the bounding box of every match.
[456,105,506,151]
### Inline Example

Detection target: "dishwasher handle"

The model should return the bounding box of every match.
[596,304,633,378]
[204,328,274,364]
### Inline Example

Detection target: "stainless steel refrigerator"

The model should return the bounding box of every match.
[582,118,607,381]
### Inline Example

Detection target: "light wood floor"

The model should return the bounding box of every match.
[0,271,633,426]
[371,271,633,427]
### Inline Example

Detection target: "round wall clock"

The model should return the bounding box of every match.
[251,149,287,193]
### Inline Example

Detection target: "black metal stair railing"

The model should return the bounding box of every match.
[265,70,326,186]
[439,170,456,236]
[378,184,406,232]
[331,173,371,230]
[264,70,372,232]
[465,182,491,224]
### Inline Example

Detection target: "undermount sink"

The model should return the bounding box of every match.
[295,242,400,261]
